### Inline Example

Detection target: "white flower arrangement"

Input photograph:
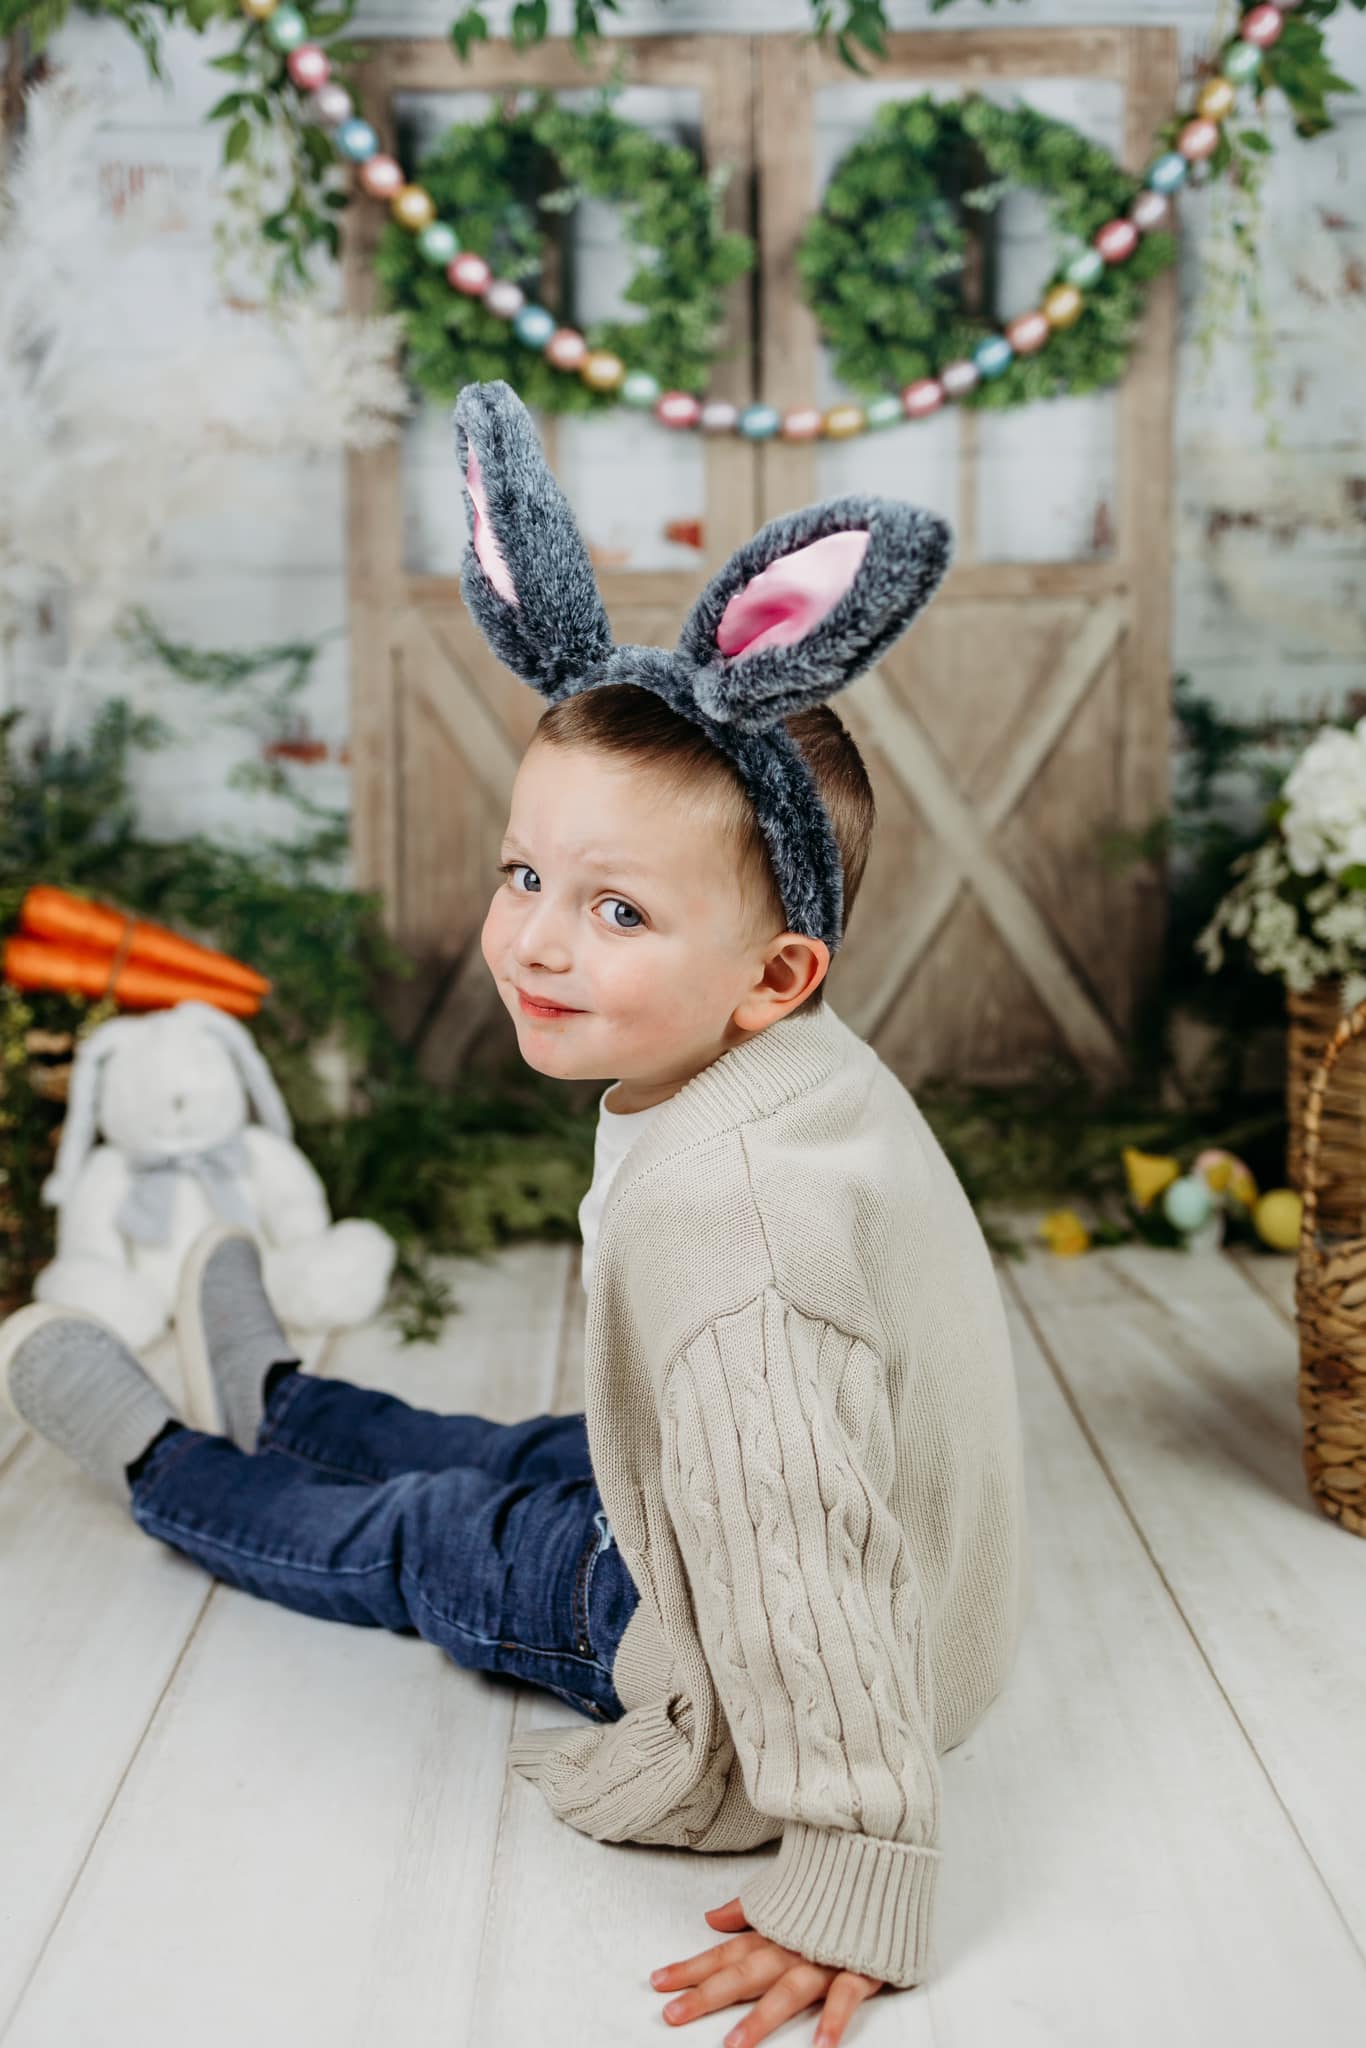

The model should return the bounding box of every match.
[1198,716,1366,1006]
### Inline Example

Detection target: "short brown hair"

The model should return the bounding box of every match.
[528,683,876,1013]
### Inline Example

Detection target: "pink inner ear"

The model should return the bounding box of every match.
[465,445,519,606]
[716,528,870,659]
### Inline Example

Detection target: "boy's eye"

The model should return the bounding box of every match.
[496,861,644,931]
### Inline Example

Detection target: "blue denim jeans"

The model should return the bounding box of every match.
[127,1368,641,1724]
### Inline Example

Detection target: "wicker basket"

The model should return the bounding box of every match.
[1294,1000,1366,1538]
[1286,979,1366,1236]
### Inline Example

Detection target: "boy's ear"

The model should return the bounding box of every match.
[675,497,953,735]
[452,379,616,697]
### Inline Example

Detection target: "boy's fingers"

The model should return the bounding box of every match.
[659,1953,788,2026]
[653,1931,766,1986]
[722,1965,829,2047]
[814,1973,878,2046]
[705,1897,748,1929]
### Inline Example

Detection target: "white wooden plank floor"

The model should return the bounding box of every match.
[2,1234,1363,2047]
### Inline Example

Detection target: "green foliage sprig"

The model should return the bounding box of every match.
[373,90,754,409]
[4,0,368,292]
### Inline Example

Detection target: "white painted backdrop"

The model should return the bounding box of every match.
[7,0,1365,855]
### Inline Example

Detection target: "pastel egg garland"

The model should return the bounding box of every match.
[234,0,1287,442]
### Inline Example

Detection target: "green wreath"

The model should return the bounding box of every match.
[373,91,755,412]
[797,94,1178,410]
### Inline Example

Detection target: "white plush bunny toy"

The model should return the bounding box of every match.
[33,1001,396,1353]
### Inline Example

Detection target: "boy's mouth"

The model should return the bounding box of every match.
[516,987,584,1018]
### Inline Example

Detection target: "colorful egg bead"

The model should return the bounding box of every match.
[582,350,625,391]
[621,370,661,409]
[484,280,525,319]
[1044,283,1084,329]
[974,335,1014,379]
[359,155,404,200]
[824,405,866,439]
[781,407,824,441]
[312,82,353,126]
[656,392,702,430]
[738,404,780,440]
[902,379,944,419]
[1197,77,1238,122]
[546,328,588,370]
[264,4,306,51]
[336,118,378,162]
[1006,310,1049,355]
[1148,151,1189,194]
[447,252,492,295]
[1222,39,1264,83]
[1065,246,1106,289]
[864,394,903,431]
[1130,190,1172,233]
[1241,6,1285,49]
[418,221,459,266]
[391,184,435,231]
[1095,218,1139,264]
[700,400,739,434]
[514,305,556,348]
[940,359,980,399]
[1179,118,1221,162]
[286,43,329,92]
[242,0,278,18]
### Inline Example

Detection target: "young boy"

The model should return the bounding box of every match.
[1,382,1029,2039]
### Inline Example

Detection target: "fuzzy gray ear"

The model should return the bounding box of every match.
[675,495,953,735]
[452,379,616,697]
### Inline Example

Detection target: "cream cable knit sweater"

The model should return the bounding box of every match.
[506,997,1030,1989]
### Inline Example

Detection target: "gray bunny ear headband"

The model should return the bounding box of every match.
[452,378,953,956]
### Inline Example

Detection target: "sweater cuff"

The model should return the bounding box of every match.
[739,1820,941,1990]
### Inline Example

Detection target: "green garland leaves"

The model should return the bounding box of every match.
[373,91,754,410]
[797,94,1177,408]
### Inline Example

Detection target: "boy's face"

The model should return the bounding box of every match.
[481,740,828,1109]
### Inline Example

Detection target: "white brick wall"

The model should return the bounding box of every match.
[8,0,1365,851]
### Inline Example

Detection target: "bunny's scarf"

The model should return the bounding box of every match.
[117,1138,256,1244]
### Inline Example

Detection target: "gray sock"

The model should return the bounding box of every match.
[198,1234,297,1450]
[8,1319,177,1503]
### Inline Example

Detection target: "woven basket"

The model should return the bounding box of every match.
[1286,979,1366,1236]
[1294,999,1366,1538]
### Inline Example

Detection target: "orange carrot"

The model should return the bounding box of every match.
[3,937,261,1018]
[18,886,270,995]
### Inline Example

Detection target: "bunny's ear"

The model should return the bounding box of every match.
[676,496,953,735]
[452,379,616,697]
[41,1015,143,1207]
[174,1001,293,1139]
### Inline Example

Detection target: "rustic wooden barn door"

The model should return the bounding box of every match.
[345,26,1177,1089]
[757,26,1178,1085]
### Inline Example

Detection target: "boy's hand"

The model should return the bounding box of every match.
[649,1895,885,2048]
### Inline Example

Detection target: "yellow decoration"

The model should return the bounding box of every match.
[1197,78,1238,122]
[1123,1146,1180,1211]
[823,405,866,440]
[582,350,625,391]
[1040,1209,1091,1258]
[1043,283,1084,329]
[1195,1148,1258,1211]
[1253,1189,1303,1253]
[241,0,278,17]
[391,184,436,231]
